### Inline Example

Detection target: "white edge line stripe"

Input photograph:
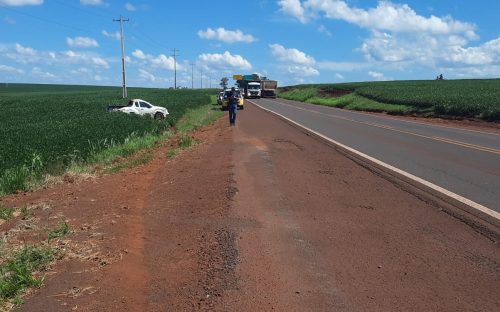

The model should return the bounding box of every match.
[278,98,500,137]
[249,100,500,221]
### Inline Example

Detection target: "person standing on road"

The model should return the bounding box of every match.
[228,87,238,126]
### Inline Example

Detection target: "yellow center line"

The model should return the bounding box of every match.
[267,100,500,156]
[432,136,500,155]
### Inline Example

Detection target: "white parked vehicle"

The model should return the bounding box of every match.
[217,91,224,105]
[107,99,169,120]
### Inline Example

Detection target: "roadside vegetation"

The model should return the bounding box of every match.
[0,205,15,220]
[0,86,223,308]
[0,245,55,304]
[47,221,70,241]
[0,84,218,195]
[278,79,500,121]
[167,96,223,158]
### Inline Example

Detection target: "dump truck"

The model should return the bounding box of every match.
[260,80,277,98]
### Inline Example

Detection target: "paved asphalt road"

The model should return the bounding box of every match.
[248,98,500,212]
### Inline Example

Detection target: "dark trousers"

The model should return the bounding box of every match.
[229,106,237,125]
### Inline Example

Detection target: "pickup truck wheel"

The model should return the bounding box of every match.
[154,112,164,120]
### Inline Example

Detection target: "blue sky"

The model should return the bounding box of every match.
[0,0,499,87]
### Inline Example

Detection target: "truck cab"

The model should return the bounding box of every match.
[246,82,261,98]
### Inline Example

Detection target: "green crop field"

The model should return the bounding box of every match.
[278,79,500,120]
[0,83,216,194]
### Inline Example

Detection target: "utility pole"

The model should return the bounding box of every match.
[171,48,179,89]
[200,70,203,89]
[113,15,129,98]
[190,63,195,89]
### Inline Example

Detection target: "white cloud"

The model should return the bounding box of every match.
[91,57,109,68]
[317,24,332,37]
[70,67,90,75]
[32,67,56,79]
[368,70,392,81]
[279,0,309,23]
[102,30,121,41]
[131,49,180,71]
[14,43,37,56]
[361,31,500,67]
[316,61,371,71]
[132,49,146,59]
[281,0,477,37]
[198,51,252,71]
[150,54,177,70]
[335,73,344,80]
[0,64,23,74]
[125,2,136,11]
[269,43,316,66]
[444,36,500,66]
[138,69,155,82]
[269,44,319,78]
[287,65,319,76]
[66,36,99,48]
[0,0,42,6]
[2,43,110,69]
[441,65,500,79]
[198,27,256,43]
[279,0,500,77]
[80,0,104,5]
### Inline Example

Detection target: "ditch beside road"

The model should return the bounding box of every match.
[1,102,499,311]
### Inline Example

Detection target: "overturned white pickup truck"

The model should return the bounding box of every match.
[107,99,169,120]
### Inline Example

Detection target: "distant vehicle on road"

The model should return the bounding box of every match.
[239,80,261,99]
[235,74,277,98]
[217,91,224,105]
[107,99,169,120]
[221,89,244,110]
[261,80,277,98]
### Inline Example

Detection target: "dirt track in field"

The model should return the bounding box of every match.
[1,102,499,311]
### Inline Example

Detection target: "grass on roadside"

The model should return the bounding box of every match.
[278,87,318,102]
[47,221,70,241]
[167,136,197,158]
[166,149,179,158]
[0,154,44,196]
[104,153,153,174]
[279,80,500,120]
[280,87,415,115]
[0,246,55,302]
[176,96,223,134]
[0,206,15,220]
[167,99,223,158]
[20,206,31,219]
[307,93,415,114]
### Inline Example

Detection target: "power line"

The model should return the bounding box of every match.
[132,26,170,51]
[114,16,129,98]
[0,4,97,35]
[52,0,111,20]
